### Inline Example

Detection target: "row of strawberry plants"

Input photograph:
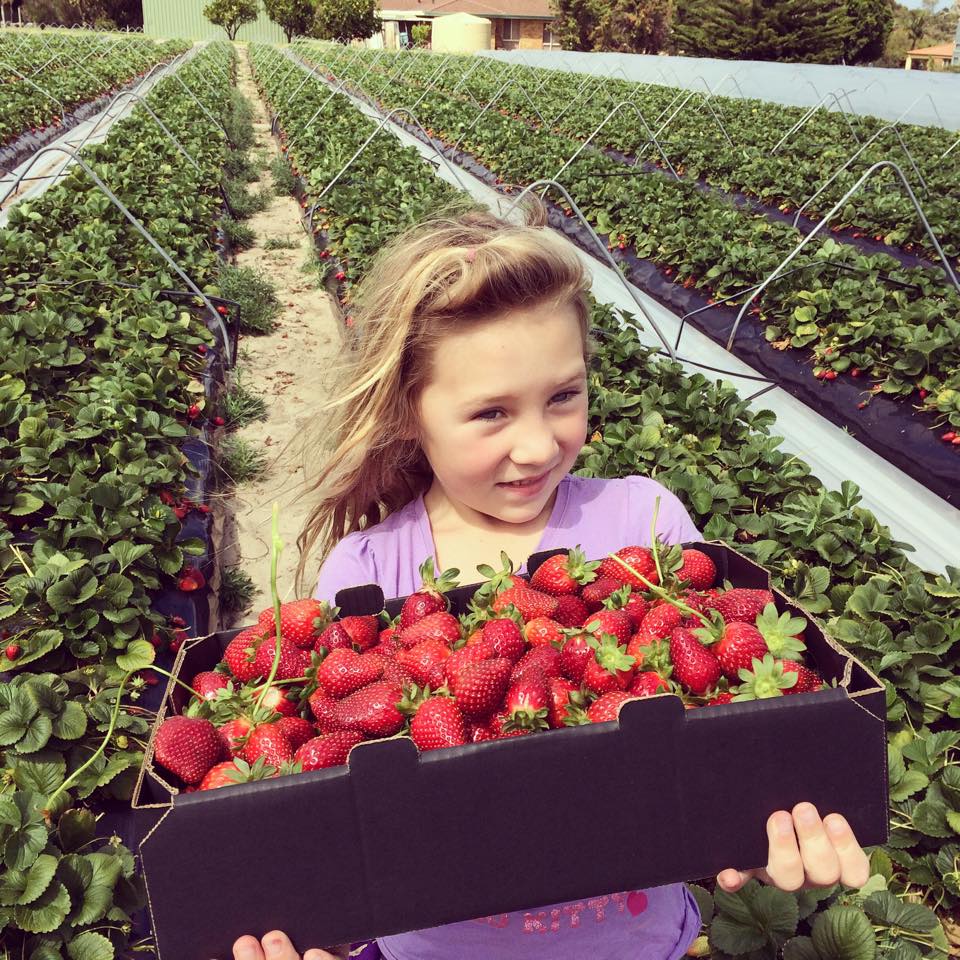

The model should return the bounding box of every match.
[252,45,958,956]
[0,42,243,959]
[345,47,960,264]
[0,32,188,148]
[293,44,960,505]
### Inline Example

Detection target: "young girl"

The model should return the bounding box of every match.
[229,205,870,960]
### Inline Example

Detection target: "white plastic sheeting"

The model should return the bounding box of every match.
[323,76,960,575]
[482,49,960,131]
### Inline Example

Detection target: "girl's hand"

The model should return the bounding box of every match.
[716,802,871,894]
[230,931,348,960]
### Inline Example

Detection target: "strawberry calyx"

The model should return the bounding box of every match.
[586,632,636,675]
[754,604,807,659]
[732,654,798,701]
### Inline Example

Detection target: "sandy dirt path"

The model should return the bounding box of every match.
[216,46,343,625]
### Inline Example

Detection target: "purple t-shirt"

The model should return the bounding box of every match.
[314,474,703,960]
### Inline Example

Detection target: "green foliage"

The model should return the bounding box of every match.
[311,0,379,41]
[221,215,257,250]
[219,565,259,617]
[216,436,269,487]
[410,23,432,47]
[670,0,754,57]
[551,0,671,51]
[269,154,299,196]
[203,0,260,40]
[217,264,281,333]
[223,370,269,428]
[264,0,315,41]
[843,0,894,62]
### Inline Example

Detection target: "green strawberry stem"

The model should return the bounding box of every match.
[648,496,666,587]
[143,665,203,701]
[44,669,136,818]
[255,502,284,714]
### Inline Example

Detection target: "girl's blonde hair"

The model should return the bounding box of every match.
[295,199,592,594]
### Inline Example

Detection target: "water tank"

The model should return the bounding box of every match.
[431,12,492,53]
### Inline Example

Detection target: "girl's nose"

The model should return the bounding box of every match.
[511,418,560,467]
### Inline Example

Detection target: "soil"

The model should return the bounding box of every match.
[215,45,344,627]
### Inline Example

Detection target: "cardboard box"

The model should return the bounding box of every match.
[133,542,888,958]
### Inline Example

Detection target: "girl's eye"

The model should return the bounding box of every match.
[473,408,503,422]
[551,390,580,404]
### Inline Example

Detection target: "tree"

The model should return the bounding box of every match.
[203,0,259,41]
[264,0,313,41]
[550,0,601,50]
[312,0,379,41]
[751,0,851,62]
[590,0,673,52]
[842,0,893,62]
[670,0,752,56]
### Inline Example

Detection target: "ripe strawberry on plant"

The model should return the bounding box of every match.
[600,545,659,589]
[400,557,460,628]
[410,695,467,751]
[709,588,774,624]
[276,716,317,751]
[241,723,294,766]
[396,638,452,688]
[449,658,512,720]
[583,634,636,695]
[529,547,599,596]
[222,625,269,682]
[524,617,565,648]
[669,627,721,696]
[503,673,551,732]
[398,610,461,649]
[580,576,620,611]
[154,716,225,785]
[334,680,405,737]
[295,730,365,771]
[258,598,332,649]
[732,654,797,700]
[318,647,384,699]
[554,593,589,627]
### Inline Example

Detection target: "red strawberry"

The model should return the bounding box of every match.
[318,648,384,698]
[782,660,823,694]
[580,576,621,611]
[510,644,561,686]
[315,621,355,654]
[487,711,534,739]
[467,722,495,742]
[629,671,671,697]
[584,609,632,646]
[377,626,400,650]
[253,636,305,682]
[706,691,735,706]
[492,581,558,621]
[605,587,649,629]
[153,716,224,785]
[334,681,405,737]
[222,626,269,682]
[192,671,229,700]
[524,617,565,648]
[558,632,593,683]
[199,760,260,791]
[444,637,495,684]
[256,684,299,717]
[258,599,331,649]
[504,673,550,731]
[482,618,525,662]
[295,730,364,771]
[582,634,636,695]
[276,716,315,750]
[634,602,683,642]
[217,716,253,755]
[396,638,452,688]
[308,687,342,732]
[710,589,774,624]
[449,658,512,720]
[398,611,461,649]
[676,549,716,590]
[339,615,380,651]
[241,723,294,766]
[669,627,721,695]
[600,545,659,589]
[530,548,599,596]
[547,676,583,729]
[585,690,634,724]
[400,558,459,628]
[554,594,589,627]
[410,696,467,751]
[702,622,769,681]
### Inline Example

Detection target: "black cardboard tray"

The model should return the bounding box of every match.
[133,541,888,959]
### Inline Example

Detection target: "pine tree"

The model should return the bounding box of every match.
[670,0,752,57]
[842,0,893,62]
[751,0,850,62]
[591,0,674,53]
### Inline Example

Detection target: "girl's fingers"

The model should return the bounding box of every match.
[260,931,302,959]
[764,810,806,891]
[792,803,842,888]
[232,935,266,960]
[823,813,871,889]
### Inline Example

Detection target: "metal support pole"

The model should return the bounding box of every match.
[0,61,64,125]
[553,100,679,183]
[891,92,946,130]
[771,91,861,155]
[791,123,928,226]
[502,178,677,360]
[0,145,232,364]
[168,71,230,141]
[451,76,547,154]
[727,160,959,351]
[653,89,733,147]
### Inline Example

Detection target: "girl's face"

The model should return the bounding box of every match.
[417,298,589,529]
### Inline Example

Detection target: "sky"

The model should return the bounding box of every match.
[898,0,953,7]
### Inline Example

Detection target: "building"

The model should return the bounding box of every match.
[378,0,560,51]
[142,0,284,42]
[904,41,956,70]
